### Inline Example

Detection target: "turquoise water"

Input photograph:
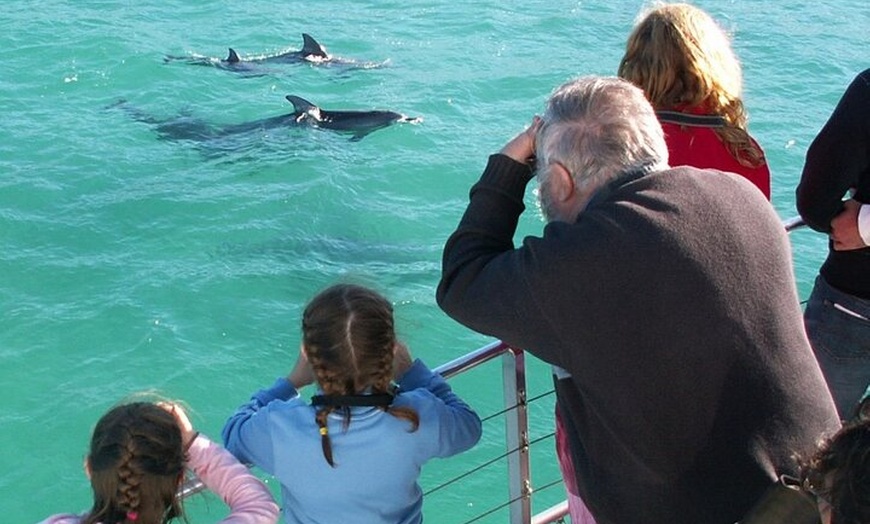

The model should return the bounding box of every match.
[1,1,867,522]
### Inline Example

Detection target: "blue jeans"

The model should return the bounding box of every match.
[804,276,870,420]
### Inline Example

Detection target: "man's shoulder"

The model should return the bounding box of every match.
[628,165,762,200]
[611,167,778,232]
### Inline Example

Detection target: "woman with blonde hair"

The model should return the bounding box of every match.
[618,2,771,198]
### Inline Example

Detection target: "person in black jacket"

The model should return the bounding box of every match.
[796,68,870,421]
[438,75,840,524]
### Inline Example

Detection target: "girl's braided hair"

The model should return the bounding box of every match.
[302,284,419,466]
[83,402,185,524]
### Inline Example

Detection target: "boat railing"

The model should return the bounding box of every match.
[783,215,806,232]
[180,215,810,524]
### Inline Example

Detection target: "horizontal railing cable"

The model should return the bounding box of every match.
[459,476,566,524]
[424,430,556,496]
[479,389,555,423]
[426,388,556,496]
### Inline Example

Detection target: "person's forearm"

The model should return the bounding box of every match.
[859,203,870,246]
[797,71,870,232]
[187,435,280,523]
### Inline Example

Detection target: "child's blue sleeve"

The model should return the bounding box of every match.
[397,359,483,457]
[222,377,299,473]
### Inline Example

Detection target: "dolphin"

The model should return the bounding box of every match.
[286,95,421,141]
[163,33,384,75]
[108,96,420,144]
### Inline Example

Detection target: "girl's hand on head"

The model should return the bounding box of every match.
[157,402,198,449]
[288,345,316,389]
[392,341,413,380]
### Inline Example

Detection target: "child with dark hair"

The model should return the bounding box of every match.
[802,418,870,524]
[222,283,482,524]
[740,417,870,524]
[40,401,279,524]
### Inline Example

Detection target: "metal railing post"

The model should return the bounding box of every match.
[503,347,532,524]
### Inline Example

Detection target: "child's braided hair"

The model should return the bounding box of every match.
[83,402,185,524]
[302,284,419,466]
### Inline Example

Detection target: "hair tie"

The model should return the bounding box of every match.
[311,392,395,408]
[319,426,329,436]
[184,431,200,451]
[126,510,139,521]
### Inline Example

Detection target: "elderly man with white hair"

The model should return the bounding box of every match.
[437,76,840,524]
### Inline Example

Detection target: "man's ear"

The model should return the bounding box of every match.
[550,162,575,202]
[83,456,91,480]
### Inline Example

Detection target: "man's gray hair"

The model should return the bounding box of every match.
[536,76,668,193]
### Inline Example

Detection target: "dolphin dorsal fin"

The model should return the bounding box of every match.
[300,33,329,58]
[226,48,241,63]
[286,95,317,113]
[286,95,322,121]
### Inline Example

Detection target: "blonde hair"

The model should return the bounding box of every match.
[618,3,765,167]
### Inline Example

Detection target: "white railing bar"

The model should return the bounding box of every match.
[502,347,531,524]
[434,339,515,379]
[531,500,569,524]
[783,214,806,232]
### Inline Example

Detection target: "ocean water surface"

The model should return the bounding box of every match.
[1,0,867,522]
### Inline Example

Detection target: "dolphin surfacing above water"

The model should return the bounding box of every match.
[109,95,420,144]
[286,95,422,141]
[164,33,385,75]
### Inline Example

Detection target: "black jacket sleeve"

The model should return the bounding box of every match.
[796,69,870,232]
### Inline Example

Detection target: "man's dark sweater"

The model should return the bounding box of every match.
[437,154,840,524]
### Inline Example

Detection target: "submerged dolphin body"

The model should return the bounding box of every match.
[163,34,384,75]
[109,99,297,142]
[109,96,420,144]
[286,95,421,141]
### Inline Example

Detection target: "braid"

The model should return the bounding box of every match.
[315,407,336,467]
[116,428,143,520]
[302,284,421,466]
[83,402,185,524]
[368,346,394,395]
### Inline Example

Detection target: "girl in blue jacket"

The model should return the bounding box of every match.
[222,283,483,524]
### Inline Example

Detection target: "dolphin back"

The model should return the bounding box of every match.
[284,94,421,140]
